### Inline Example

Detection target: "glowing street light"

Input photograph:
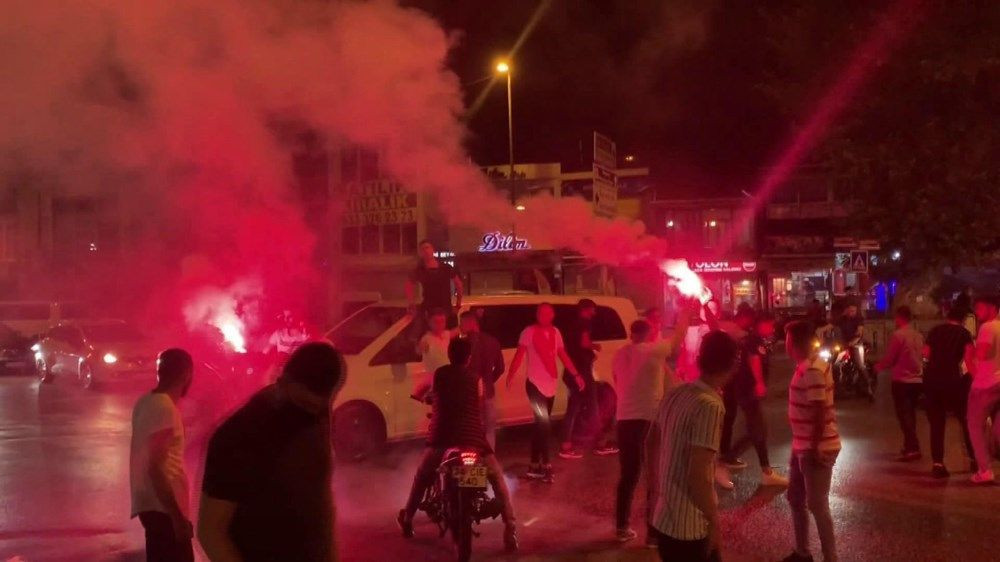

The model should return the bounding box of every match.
[495,60,515,206]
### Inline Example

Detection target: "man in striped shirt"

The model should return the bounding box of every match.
[647,330,740,562]
[783,321,841,562]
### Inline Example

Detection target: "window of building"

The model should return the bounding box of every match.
[361,225,380,253]
[382,224,401,254]
[342,226,360,254]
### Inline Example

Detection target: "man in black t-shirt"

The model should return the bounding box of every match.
[560,299,617,458]
[398,338,518,552]
[197,343,345,562]
[924,307,977,478]
[719,311,787,488]
[405,240,463,327]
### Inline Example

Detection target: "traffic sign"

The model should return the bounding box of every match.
[850,250,869,272]
[593,163,617,218]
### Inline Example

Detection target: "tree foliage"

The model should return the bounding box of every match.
[761,0,1000,270]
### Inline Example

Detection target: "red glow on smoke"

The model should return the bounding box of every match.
[721,0,925,255]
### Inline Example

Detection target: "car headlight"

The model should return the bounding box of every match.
[103,353,118,364]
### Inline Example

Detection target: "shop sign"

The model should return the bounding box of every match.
[342,180,418,226]
[690,261,758,274]
[478,232,531,253]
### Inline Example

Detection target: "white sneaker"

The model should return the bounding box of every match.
[761,470,790,487]
[971,469,996,485]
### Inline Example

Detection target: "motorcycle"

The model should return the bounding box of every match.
[419,447,502,562]
[822,341,876,400]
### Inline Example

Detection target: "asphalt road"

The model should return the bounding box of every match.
[1,355,998,562]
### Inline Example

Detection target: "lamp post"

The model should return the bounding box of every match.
[496,61,514,205]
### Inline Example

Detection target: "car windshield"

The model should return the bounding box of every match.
[326,306,407,355]
[84,323,144,343]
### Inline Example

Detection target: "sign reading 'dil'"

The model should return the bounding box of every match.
[478,232,531,253]
[690,261,758,274]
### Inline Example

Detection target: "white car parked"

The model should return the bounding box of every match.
[325,294,639,460]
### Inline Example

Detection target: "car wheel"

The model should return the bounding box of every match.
[79,362,96,391]
[332,401,386,462]
[37,357,53,384]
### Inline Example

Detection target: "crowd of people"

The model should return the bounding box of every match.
[125,241,1000,561]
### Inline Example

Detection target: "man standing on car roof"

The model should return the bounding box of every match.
[405,240,463,329]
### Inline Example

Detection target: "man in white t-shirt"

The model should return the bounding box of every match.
[413,308,454,401]
[612,301,692,544]
[969,296,1000,484]
[506,303,583,482]
[676,301,721,383]
[130,349,195,562]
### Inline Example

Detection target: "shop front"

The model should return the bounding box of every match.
[446,227,613,296]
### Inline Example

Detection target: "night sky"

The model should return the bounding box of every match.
[411,0,882,191]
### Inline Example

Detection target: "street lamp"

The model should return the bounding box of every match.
[496,61,514,205]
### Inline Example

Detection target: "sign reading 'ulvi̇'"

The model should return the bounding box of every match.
[478,232,531,252]
[342,180,418,226]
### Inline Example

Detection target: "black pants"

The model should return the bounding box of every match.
[615,419,650,530]
[562,366,597,446]
[720,391,770,468]
[653,528,721,562]
[526,381,555,465]
[892,381,923,453]
[138,511,193,562]
[925,378,975,463]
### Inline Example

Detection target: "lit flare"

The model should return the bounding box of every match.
[660,259,712,304]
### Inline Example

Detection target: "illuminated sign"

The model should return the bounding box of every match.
[690,261,758,274]
[478,232,531,253]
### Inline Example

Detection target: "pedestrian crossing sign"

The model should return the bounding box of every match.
[850,250,869,272]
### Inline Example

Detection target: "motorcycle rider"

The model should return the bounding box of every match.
[397,337,518,552]
[836,302,873,398]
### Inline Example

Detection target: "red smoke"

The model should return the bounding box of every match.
[1,0,670,343]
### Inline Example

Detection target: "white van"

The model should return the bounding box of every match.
[325,294,639,459]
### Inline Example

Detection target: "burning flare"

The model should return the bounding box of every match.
[183,280,260,354]
[660,259,713,304]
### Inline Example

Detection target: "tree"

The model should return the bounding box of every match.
[760,0,1000,272]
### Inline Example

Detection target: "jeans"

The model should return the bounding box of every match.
[615,419,651,530]
[652,528,721,562]
[967,383,1000,473]
[891,382,923,453]
[481,397,498,451]
[788,450,839,562]
[526,381,555,465]
[925,378,974,464]
[403,447,515,524]
[137,511,194,562]
[561,366,597,447]
[720,391,770,468]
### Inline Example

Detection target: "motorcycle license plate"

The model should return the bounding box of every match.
[453,465,488,488]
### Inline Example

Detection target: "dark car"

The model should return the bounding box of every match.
[35,320,158,390]
[0,323,34,375]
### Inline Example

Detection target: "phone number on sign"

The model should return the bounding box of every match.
[343,208,417,226]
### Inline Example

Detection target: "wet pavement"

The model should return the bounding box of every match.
[1,355,999,562]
